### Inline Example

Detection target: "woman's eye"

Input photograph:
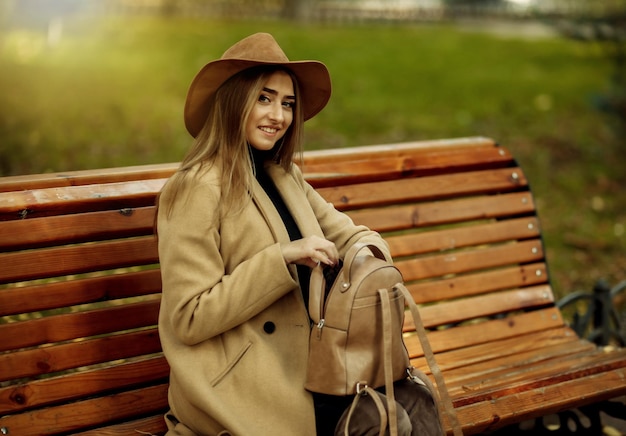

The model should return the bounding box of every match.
[259,94,271,103]
[283,100,295,109]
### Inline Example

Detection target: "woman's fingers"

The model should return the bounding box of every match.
[280,236,338,267]
[306,236,338,266]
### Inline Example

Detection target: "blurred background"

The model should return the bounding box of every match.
[0,0,624,314]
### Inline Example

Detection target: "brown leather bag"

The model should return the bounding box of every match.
[305,243,463,436]
[305,243,408,396]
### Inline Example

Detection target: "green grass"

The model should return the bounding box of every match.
[0,16,624,301]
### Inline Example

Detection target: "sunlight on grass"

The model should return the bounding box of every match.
[0,17,615,165]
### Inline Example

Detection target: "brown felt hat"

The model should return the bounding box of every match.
[184,32,332,138]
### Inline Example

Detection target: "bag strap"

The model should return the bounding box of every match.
[341,284,462,436]
[397,283,464,436]
[342,385,388,436]
[338,243,390,293]
[341,288,400,436]
[308,264,324,324]
[343,242,389,270]
[379,287,399,436]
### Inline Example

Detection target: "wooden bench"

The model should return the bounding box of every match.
[1,136,625,435]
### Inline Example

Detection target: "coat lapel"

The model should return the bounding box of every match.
[250,163,321,283]
[267,164,324,240]
[250,175,291,245]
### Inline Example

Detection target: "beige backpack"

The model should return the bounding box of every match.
[305,243,462,436]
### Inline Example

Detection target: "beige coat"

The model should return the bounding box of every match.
[157,161,388,436]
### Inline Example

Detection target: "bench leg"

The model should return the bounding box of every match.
[557,279,626,346]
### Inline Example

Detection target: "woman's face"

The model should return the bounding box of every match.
[246,70,295,151]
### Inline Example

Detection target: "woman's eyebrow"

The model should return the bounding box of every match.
[262,87,296,100]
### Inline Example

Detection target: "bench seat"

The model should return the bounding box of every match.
[1,137,625,435]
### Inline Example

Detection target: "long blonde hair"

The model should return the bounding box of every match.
[160,66,305,218]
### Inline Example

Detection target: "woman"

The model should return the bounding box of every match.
[157,33,390,435]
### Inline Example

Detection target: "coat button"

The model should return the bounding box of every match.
[263,321,276,334]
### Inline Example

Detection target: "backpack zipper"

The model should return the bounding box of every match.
[316,318,325,339]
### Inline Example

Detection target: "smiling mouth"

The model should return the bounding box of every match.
[259,126,278,134]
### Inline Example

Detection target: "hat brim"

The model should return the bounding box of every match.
[184,59,331,138]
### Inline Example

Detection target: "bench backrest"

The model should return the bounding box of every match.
[0,166,174,433]
[0,137,557,434]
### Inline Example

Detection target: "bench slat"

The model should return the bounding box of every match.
[0,138,494,193]
[397,239,545,281]
[0,237,158,284]
[348,192,535,233]
[445,341,598,390]
[386,217,540,258]
[0,299,160,352]
[404,307,565,356]
[454,367,626,434]
[303,145,513,187]
[0,163,177,193]
[0,329,161,381]
[448,347,626,400]
[407,262,549,304]
[0,269,162,317]
[0,384,169,435]
[408,285,553,330]
[410,327,582,373]
[318,167,527,210]
[73,415,168,435]
[0,179,165,221]
[0,206,155,251]
[301,137,497,165]
[0,356,168,414]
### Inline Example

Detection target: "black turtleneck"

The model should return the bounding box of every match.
[251,148,311,310]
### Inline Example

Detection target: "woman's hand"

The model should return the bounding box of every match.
[280,236,339,269]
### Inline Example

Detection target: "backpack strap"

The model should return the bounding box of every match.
[379,287,400,436]
[338,243,390,293]
[397,283,464,436]
[340,287,402,436]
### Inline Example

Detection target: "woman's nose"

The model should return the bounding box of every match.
[268,103,284,122]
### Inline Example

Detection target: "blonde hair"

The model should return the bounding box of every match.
[160,66,304,218]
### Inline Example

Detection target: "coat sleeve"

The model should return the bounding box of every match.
[291,165,391,260]
[157,173,298,346]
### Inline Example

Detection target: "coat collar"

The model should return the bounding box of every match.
[251,163,323,244]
